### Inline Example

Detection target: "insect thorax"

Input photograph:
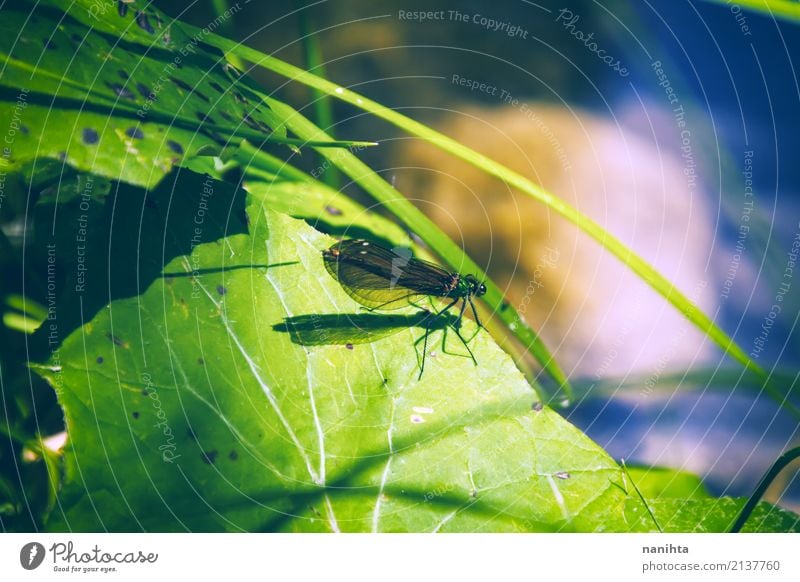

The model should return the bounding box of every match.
[442,273,469,297]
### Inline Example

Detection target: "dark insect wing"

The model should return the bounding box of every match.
[321,238,485,379]
[323,239,451,309]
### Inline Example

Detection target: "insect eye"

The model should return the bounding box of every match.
[479,283,487,295]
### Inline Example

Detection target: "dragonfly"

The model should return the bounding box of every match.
[323,238,486,378]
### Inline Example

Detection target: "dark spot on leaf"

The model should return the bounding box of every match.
[20,125,29,135]
[208,131,226,145]
[201,450,218,465]
[141,389,149,396]
[197,358,204,366]
[57,151,67,161]
[70,33,83,43]
[106,332,125,347]
[125,126,144,139]
[82,128,99,144]
[187,427,198,441]
[135,11,155,34]
[346,343,354,350]
[209,81,225,94]
[532,401,543,412]
[216,285,227,296]
[96,356,104,364]
[106,82,135,100]
[194,90,210,103]
[43,38,56,50]
[228,450,238,461]
[325,205,342,216]
[118,69,129,80]
[132,411,140,419]
[135,82,152,99]
[219,111,233,122]
[195,112,215,124]
[166,140,184,155]
[118,0,128,17]
[170,76,193,92]
[500,302,510,312]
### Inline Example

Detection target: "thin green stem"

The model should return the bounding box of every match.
[297,6,339,189]
[729,446,800,532]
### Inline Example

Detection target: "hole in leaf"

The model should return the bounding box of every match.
[201,450,218,465]
[125,127,144,140]
[135,82,152,99]
[106,82,135,100]
[170,76,193,92]
[166,140,184,155]
[82,128,99,145]
[135,11,154,34]
[196,112,215,124]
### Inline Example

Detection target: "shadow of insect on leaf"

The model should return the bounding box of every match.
[162,262,298,279]
[273,311,460,346]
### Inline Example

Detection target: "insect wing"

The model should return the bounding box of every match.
[323,240,449,309]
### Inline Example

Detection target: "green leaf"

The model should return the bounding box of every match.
[625,466,712,500]
[0,2,374,188]
[626,498,800,533]
[30,171,637,532]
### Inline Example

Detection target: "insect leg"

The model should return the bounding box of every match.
[439,298,478,365]
[469,294,482,328]
[465,294,483,342]
[417,314,432,380]
[453,298,478,366]
[435,296,460,318]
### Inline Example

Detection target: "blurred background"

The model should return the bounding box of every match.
[3,0,799,522]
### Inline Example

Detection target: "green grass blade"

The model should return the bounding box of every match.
[703,0,800,23]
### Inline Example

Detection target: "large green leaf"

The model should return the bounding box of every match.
[29,170,642,532]
[0,1,369,189]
